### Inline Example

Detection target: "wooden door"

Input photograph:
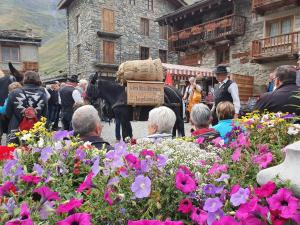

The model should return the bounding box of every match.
[103,9,115,32]
[103,41,115,64]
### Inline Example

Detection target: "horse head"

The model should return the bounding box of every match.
[8,62,24,82]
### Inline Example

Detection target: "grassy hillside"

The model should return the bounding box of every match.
[0,0,67,75]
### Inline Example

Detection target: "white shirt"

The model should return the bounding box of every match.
[72,89,83,103]
[215,78,241,114]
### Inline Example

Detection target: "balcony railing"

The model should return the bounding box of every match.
[168,15,246,52]
[251,31,300,61]
[179,53,202,66]
[252,0,299,14]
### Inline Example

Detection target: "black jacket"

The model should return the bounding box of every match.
[254,82,300,115]
[81,136,112,150]
[6,84,48,141]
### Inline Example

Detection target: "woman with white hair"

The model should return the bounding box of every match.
[190,103,219,140]
[146,106,176,142]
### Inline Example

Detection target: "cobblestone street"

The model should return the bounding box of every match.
[1,121,192,146]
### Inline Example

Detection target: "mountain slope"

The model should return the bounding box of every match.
[0,0,67,75]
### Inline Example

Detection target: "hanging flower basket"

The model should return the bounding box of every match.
[191,25,203,35]
[179,30,191,40]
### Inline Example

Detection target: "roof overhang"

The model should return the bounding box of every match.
[57,0,74,9]
[58,0,186,10]
[156,0,225,24]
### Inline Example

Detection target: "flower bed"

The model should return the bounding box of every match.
[0,113,300,225]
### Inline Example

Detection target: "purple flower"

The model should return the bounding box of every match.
[33,163,44,176]
[106,150,125,170]
[14,166,24,177]
[40,147,53,163]
[2,160,17,178]
[3,198,16,215]
[92,156,100,177]
[108,177,120,186]
[114,141,127,153]
[215,173,230,182]
[131,175,151,198]
[204,197,223,213]
[157,154,167,168]
[53,130,73,140]
[76,149,86,160]
[39,201,54,220]
[230,187,250,207]
[207,209,224,225]
[140,160,150,173]
[203,184,217,195]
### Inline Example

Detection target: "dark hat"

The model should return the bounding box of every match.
[68,75,79,83]
[214,65,228,75]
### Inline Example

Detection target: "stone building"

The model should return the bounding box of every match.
[0,29,42,74]
[58,0,187,78]
[157,0,300,97]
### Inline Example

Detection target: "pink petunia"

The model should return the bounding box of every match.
[178,165,194,177]
[125,154,141,170]
[254,181,276,198]
[190,207,207,225]
[0,181,17,196]
[252,152,273,168]
[56,198,83,214]
[231,148,241,162]
[140,149,155,158]
[33,186,60,202]
[207,163,228,175]
[236,197,269,222]
[104,188,114,205]
[211,137,225,147]
[267,188,299,219]
[196,137,205,145]
[76,172,94,193]
[230,184,240,195]
[20,203,31,219]
[237,133,250,148]
[212,216,241,225]
[57,212,92,225]
[175,171,197,194]
[21,175,41,185]
[178,198,193,214]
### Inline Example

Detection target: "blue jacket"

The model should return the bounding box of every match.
[0,98,8,114]
[213,119,234,142]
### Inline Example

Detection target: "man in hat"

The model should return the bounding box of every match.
[212,65,240,125]
[59,75,83,130]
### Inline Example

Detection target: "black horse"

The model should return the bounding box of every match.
[0,63,24,141]
[87,73,185,139]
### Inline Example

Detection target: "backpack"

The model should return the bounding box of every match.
[19,90,44,131]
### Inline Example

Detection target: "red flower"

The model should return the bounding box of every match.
[178,198,193,214]
[0,181,17,197]
[0,146,15,161]
[254,181,276,198]
[140,149,155,158]
[125,154,141,170]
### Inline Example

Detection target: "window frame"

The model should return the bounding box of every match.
[129,0,135,5]
[76,44,81,64]
[140,46,150,60]
[159,49,167,63]
[1,45,20,63]
[216,46,230,66]
[265,16,294,37]
[140,18,150,36]
[103,40,115,64]
[147,0,154,11]
[75,14,81,34]
[159,25,168,40]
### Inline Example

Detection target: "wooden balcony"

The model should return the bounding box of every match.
[168,15,246,52]
[251,31,300,63]
[252,0,300,15]
[179,53,202,66]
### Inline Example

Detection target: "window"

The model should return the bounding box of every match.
[76,45,81,64]
[140,18,149,36]
[216,46,230,65]
[147,0,153,10]
[75,14,81,34]
[140,47,150,60]
[103,41,115,64]
[266,17,293,37]
[159,50,167,63]
[2,46,20,62]
[129,0,135,5]
[159,25,168,40]
[103,9,115,32]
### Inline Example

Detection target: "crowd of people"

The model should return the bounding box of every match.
[0,64,299,149]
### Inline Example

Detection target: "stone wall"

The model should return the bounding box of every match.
[66,0,179,78]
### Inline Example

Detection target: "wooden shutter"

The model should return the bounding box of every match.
[140,18,149,36]
[103,9,115,32]
[103,41,115,64]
